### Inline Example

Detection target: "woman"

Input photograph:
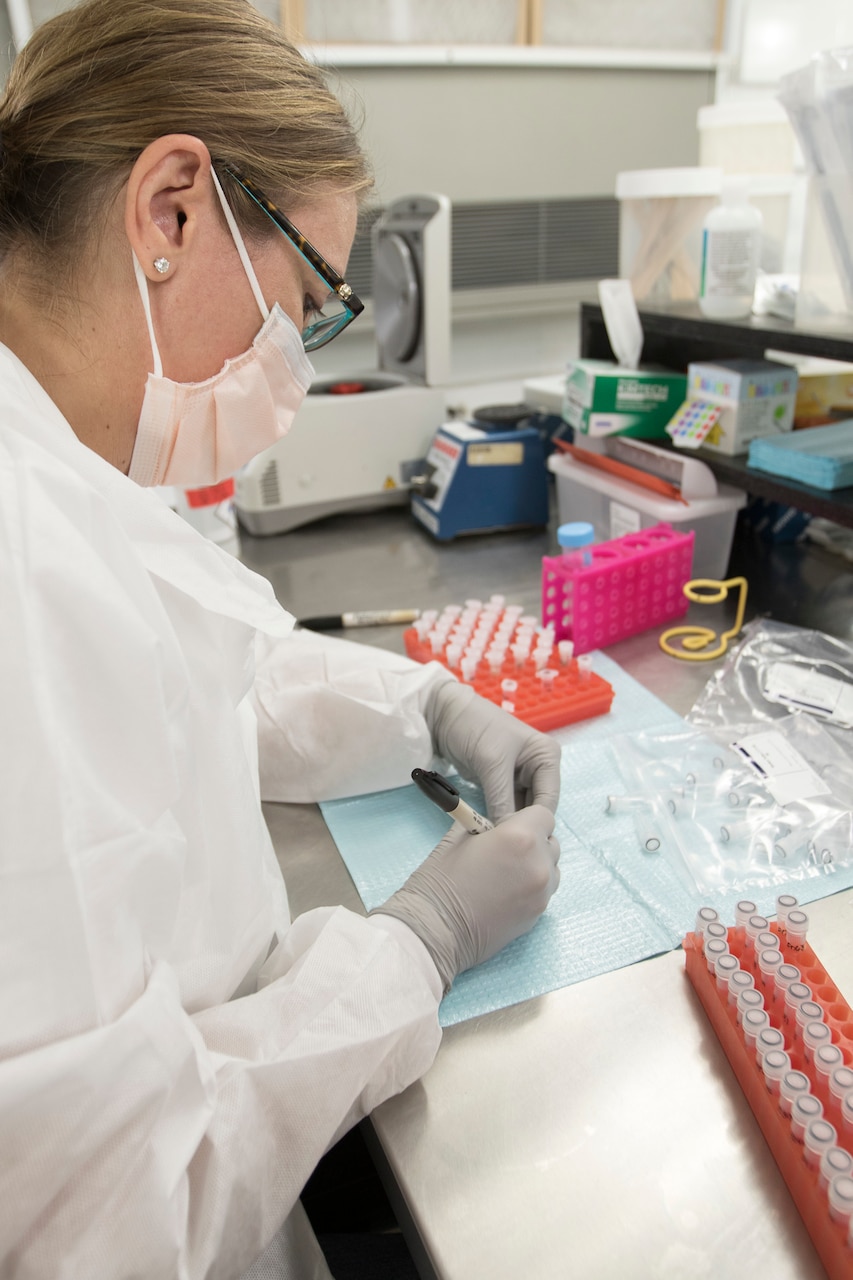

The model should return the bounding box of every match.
[0,2,561,1277]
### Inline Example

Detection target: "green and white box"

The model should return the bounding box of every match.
[687,358,798,456]
[564,359,687,440]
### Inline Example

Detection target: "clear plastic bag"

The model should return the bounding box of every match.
[606,712,853,896]
[687,618,853,745]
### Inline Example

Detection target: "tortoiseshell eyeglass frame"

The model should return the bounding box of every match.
[220,165,364,352]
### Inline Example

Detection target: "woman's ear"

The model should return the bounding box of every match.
[124,135,212,282]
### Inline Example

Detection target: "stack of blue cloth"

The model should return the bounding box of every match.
[748,420,853,490]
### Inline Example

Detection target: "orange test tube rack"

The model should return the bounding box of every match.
[684,922,853,1278]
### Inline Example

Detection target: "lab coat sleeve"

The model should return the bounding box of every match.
[1,908,442,1280]
[251,627,457,802]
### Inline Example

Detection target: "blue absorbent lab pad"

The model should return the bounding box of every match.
[319,651,853,1027]
[748,420,853,490]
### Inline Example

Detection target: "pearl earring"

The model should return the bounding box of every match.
[153,257,171,275]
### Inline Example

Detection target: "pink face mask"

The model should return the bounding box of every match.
[128,170,314,489]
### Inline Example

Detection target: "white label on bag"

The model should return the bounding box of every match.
[730,729,830,805]
[763,663,853,729]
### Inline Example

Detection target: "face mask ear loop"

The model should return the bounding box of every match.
[210,168,270,323]
[132,254,164,378]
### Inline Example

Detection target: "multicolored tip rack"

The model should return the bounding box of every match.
[541,522,695,655]
[685,899,853,1279]
[403,597,613,733]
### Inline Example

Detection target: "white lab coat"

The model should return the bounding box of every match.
[0,343,452,1279]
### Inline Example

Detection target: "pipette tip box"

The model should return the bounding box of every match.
[684,917,853,1279]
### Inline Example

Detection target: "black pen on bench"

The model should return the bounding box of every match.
[411,768,494,835]
[298,608,420,632]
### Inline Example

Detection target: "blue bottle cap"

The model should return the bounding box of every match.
[557,521,595,549]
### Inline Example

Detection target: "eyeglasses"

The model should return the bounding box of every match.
[221,166,364,352]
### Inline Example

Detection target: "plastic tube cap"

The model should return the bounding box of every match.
[557,521,595,549]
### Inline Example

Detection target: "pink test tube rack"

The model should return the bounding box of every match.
[541,522,695,654]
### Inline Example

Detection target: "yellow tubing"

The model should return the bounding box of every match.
[659,576,748,661]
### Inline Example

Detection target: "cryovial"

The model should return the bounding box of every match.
[775,893,798,928]
[737,987,765,1026]
[828,1173,853,1226]
[728,968,755,1007]
[694,906,719,935]
[804,1118,837,1169]
[803,1020,833,1063]
[784,909,809,953]
[704,936,729,972]
[790,1093,823,1143]
[761,1047,791,1095]
[820,1145,853,1193]
[779,1070,811,1117]
[755,1025,785,1067]
[714,952,740,993]
[815,1043,845,1091]
[742,1006,770,1051]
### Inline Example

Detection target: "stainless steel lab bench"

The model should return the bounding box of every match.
[239,500,853,1280]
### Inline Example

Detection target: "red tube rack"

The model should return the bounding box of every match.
[403,627,613,733]
[684,923,853,1278]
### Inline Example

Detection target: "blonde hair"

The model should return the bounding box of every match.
[0,0,372,264]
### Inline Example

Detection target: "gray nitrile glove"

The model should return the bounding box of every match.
[426,679,562,822]
[373,805,560,993]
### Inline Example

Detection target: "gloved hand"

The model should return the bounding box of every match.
[373,805,560,993]
[425,679,561,822]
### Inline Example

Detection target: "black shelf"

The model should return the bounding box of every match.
[579,301,853,528]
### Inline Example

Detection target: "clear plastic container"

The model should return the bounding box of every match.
[616,167,722,304]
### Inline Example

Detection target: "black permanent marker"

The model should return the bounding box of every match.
[411,767,493,835]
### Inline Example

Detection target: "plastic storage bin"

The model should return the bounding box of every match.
[547,449,747,581]
[697,100,800,175]
[616,167,722,304]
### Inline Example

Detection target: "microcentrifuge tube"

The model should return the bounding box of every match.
[754,930,779,956]
[784,909,809,952]
[557,640,574,665]
[705,921,729,945]
[803,1020,833,1063]
[761,1047,791,1095]
[694,906,719,934]
[779,1069,811,1117]
[641,831,662,853]
[537,668,558,692]
[804,1118,837,1169]
[820,1145,853,1193]
[501,700,515,714]
[577,653,593,682]
[791,1092,823,1143]
[500,678,518,697]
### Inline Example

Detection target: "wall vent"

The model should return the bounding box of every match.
[260,459,281,507]
[347,196,618,299]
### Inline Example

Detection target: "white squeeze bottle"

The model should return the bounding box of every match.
[698,179,763,320]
